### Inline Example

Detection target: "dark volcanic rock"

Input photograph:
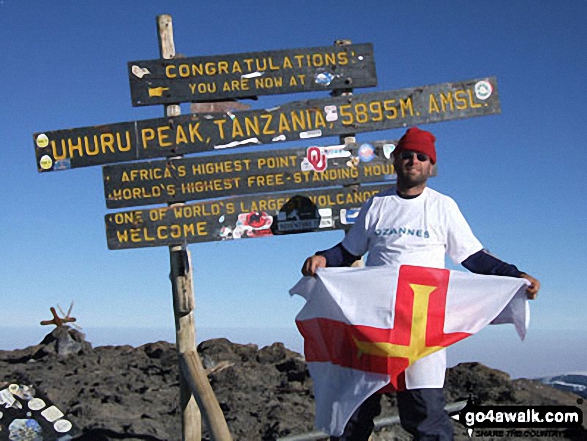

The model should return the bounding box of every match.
[36,326,93,358]
[1,335,586,441]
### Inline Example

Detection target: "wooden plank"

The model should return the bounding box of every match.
[104,184,391,249]
[179,350,232,441]
[128,43,376,106]
[34,77,499,172]
[102,140,398,208]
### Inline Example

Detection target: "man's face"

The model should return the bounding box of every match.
[394,150,434,187]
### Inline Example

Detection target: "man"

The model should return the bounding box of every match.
[301,127,540,440]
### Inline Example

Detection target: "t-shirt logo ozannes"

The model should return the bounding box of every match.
[374,227,430,238]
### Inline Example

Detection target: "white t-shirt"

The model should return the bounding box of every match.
[341,186,483,389]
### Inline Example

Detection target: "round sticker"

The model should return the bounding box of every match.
[36,133,49,148]
[358,143,376,162]
[54,419,73,433]
[39,155,53,170]
[474,81,493,100]
[28,398,46,411]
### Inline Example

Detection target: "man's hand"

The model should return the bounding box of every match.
[520,272,540,299]
[302,255,327,276]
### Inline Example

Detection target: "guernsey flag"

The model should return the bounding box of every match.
[289,265,529,436]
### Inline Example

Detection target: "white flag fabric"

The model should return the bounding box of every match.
[289,264,529,436]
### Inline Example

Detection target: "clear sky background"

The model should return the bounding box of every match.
[1,1,586,379]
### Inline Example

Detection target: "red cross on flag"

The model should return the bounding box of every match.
[290,265,529,436]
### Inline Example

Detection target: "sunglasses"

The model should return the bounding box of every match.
[399,151,430,162]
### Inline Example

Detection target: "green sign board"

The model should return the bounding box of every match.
[128,43,377,106]
[103,140,398,208]
[34,77,500,172]
[105,184,391,249]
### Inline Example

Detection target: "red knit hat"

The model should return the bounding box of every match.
[395,127,437,164]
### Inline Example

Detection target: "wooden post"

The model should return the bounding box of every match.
[169,246,201,441]
[157,14,232,441]
[157,14,201,441]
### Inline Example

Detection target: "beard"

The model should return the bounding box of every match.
[396,165,429,188]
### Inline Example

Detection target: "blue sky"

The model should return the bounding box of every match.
[1,1,586,377]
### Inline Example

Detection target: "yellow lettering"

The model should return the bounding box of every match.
[355,103,369,124]
[214,120,226,139]
[440,92,454,112]
[157,126,172,147]
[179,65,190,78]
[100,133,114,154]
[278,113,291,132]
[294,54,304,67]
[291,110,306,131]
[166,65,176,78]
[157,226,168,239]
[383,99,397,119]
[339,104,354,125]
[243,59,254,71]
[454,90,468,110]
[68,137,83,158]
[325,53,336,65]
[256,58,267,72]
[312,53,324,67]
[467,89,482,108]
[192,63,203,76]
[188,122,203,142]
[85,135,99,156]
[141,128,156,148]
[232,118,244,138]
[176,125,188,145]
[400,98,414,117]
[116,230,128,242]
[205,62,216,75]
[51,140,67,161]
[268,57,279,71]
[314,110,326,129]
[244,116,260,136]
[428,94,440,114]
[255,76,283,89]
[130,229,142,243]
[261,114,275,135]
[218,61,229,74]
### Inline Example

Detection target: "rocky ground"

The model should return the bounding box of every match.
[1,328,585,441]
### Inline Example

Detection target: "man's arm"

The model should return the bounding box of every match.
[301,242,360,276]
[462,249,540,299]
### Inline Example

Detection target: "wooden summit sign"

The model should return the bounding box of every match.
[128,43,377,106]
[102,140,398,208]
[34,77,500,172]
[105,183,390,249]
